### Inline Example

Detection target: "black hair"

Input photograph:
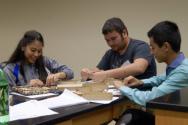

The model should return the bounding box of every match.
[6,30,48,83]
[148,21,181,52]
[102,17,128,35]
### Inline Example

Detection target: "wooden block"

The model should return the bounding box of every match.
[57,83,83,88]
[57,80,83,91]
[82,92,113,100]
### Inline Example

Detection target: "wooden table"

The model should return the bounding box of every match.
[147,88,188,125]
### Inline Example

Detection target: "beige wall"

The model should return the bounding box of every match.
[0,0,188,78]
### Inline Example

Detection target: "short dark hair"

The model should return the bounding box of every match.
[102,17,128,35]
[148,21,181,52]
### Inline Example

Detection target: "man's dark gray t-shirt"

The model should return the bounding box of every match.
[97,39,156,79]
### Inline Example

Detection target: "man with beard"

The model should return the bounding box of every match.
[81,17,156,82]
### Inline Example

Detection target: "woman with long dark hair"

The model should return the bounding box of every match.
[3,30,74,87]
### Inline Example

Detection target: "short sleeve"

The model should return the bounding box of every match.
[133,42,152,64]
[97,50,111,70]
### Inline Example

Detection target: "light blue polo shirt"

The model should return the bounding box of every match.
[119,53,188,106]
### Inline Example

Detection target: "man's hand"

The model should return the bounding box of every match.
[113,80,124,89]
[80,68,93,81]
[91,71,107,82]
[123,76,143,87]
[29,79,44,87]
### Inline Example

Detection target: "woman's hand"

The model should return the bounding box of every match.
[46,72,66,86]
[29,79,44,87]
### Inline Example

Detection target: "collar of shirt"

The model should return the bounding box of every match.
[166,52,185,76]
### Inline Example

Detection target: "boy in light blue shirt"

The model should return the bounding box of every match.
[114,21,188,125]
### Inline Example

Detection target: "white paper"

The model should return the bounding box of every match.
[107,89,121,96]
[26,93,57,98]
[9,100,58,121]
[39,89,89,109]
[108,85,116,89]
[89,97,119,104]
[11,92,57,99]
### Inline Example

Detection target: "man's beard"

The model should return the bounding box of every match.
[114,37,126,53]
